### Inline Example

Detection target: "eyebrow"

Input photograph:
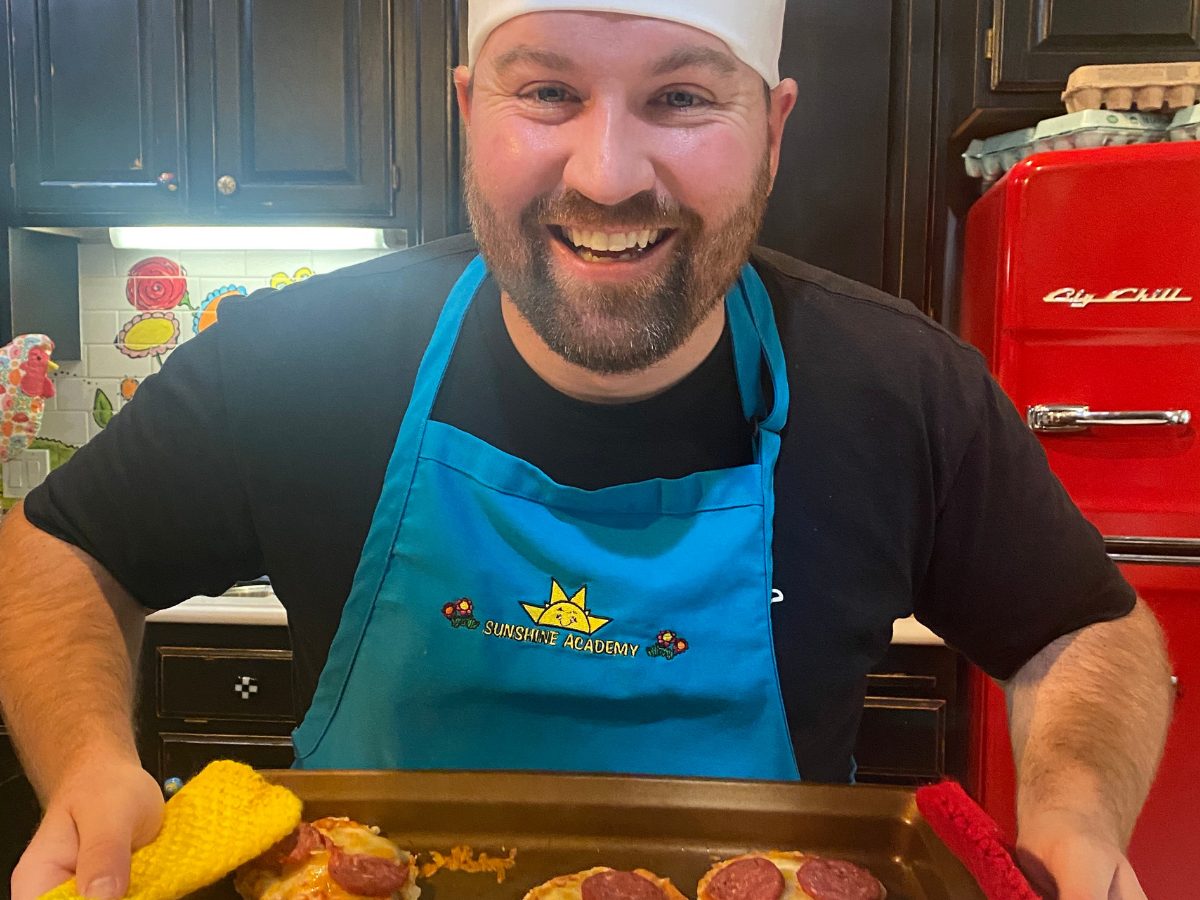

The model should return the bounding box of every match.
[650,45,739,77]
[491,45,576,76]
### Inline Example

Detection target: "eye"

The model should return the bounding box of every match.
[660,90,706,109]
[528,85,574,104]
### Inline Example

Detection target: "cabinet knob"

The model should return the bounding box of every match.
[156,172,178,192]
[163,776,183,798]
[217,174,238,195]
[234,675,259,700]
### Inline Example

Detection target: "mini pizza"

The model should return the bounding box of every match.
[697,851,886,900]
[234,816,419,900]
[523,866,689,900]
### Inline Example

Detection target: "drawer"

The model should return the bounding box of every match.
[854,696,946,783]
[159,732,295,784]
[157,647,294,722]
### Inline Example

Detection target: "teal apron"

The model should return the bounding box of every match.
[293,255,799,780]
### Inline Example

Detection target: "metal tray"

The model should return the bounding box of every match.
[193,771,983,900]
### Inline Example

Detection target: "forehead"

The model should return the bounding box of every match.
[475,11,750,81]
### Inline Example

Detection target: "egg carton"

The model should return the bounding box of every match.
[1168,104,1200,141]
[1063,63,1200,113]
[963,109,1170,183]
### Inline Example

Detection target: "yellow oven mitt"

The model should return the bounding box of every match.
[40,760,302,900]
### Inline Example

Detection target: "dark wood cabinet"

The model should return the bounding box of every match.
[8,0,188,216]
[6,0,419,227]
[0,728,41,891]
[854,644,969,785]
[196,0,396,218]
[137,622,296,786]
[989,0,1200,94]
[761,0,936,308]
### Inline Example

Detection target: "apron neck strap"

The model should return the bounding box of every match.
[415,255,788,435]
[728,263,789,435]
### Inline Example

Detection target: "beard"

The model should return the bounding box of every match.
[464,151,772,374]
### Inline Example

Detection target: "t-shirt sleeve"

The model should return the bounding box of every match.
[21,324,265,608]
[913,361,1137,681]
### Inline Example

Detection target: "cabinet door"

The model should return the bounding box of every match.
[158,732,295,784]
[203,0,394,218]
[992,0,1200,92]
[761,0,935,308]
[9,0,186,215]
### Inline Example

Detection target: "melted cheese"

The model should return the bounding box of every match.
[766,854,815,900]
[312,818,403,861]
[236,819,416,900]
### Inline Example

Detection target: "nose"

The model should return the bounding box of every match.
[560,99,656,207]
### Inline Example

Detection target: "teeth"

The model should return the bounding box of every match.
[563,227,665,253]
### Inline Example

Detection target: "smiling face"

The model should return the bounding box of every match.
[456,13,796,374]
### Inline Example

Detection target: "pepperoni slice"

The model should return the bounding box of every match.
[796,858,884,900]
[282,823,328,866]
[327,847,410,897]
[246,822,331,874]
[581,869,665,900]
[706,857,784,900]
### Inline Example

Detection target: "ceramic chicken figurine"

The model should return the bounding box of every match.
[1,333,57,464]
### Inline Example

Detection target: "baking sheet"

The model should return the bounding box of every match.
[194,770,983,899]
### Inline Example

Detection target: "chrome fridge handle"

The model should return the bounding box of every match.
[1027,404,1192,433]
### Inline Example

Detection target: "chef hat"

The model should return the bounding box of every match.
[467,0,787,87]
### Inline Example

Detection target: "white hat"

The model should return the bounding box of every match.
[467,0,787,87]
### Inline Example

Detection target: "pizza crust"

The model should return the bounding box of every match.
[523,866,689,900]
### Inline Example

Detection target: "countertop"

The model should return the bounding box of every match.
[147,587,944,645]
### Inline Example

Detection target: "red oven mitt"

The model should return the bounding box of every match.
[915,780,1042,900]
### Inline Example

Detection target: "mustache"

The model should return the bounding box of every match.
[526,190,690,231]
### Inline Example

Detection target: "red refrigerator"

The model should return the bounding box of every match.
[960,140,1200,900]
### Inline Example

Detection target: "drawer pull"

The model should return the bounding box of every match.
[234,676,260,700]
[163,777,183,797]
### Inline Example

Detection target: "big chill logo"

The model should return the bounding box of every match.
[1043,286,1194,309]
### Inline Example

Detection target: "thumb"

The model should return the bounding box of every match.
[72,799,136,900]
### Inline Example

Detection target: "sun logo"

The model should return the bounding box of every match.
[520,579,610,635]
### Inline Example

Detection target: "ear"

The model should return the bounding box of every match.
[453,65,474,128]
[765,78,799,186]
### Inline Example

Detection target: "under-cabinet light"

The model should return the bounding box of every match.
[108,226,392,251]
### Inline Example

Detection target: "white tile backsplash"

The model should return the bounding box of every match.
[77,243,116,277]
[245,250,314,278]
[88,343,155,379]
[82,310,120,344]
[79,277,129,312]
[29,241,391,455]
[179,250,247,277]
[40,411,91,447]
[53,376,93,412]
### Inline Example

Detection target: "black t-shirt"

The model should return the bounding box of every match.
[23,234,1136,782]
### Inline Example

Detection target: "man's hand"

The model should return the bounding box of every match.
[1016,811,1146,900]
[1006,602,1170,900]
[11,760,163,900]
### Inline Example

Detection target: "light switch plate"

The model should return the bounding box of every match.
[1,449,52,500]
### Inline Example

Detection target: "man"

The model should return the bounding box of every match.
[0,2,1171,898]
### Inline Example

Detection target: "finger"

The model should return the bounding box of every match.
[1110,861,1148,900]
[72,801,135,900]
[11,807,80,900]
